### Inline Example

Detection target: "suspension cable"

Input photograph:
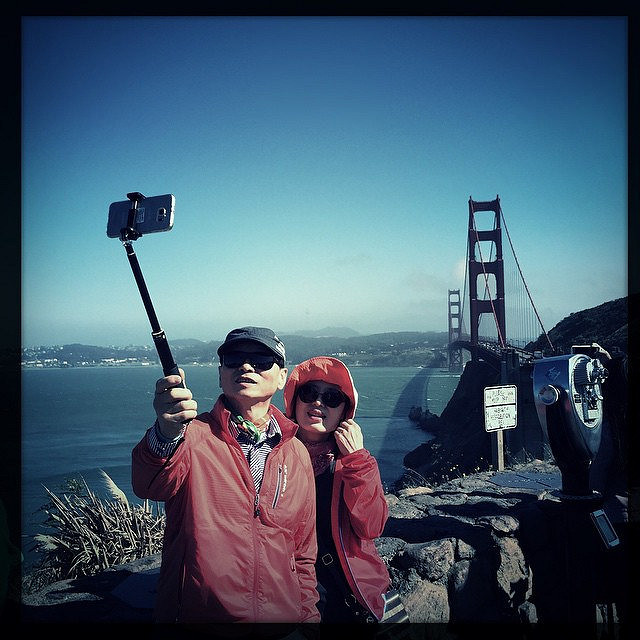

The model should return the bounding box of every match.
[498,202,554,351]
[460,234,469,337]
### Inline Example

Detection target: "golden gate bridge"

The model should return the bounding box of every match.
[447,195,555,372]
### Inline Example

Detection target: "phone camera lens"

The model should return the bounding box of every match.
[157,208,167,221]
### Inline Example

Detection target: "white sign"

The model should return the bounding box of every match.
[484,385,517,432]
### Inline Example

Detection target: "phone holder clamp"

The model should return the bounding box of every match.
[119,192,147,242]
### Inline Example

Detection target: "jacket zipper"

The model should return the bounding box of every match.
[272,464,283,508]
[247,421,284,618]
[251,492,261,622]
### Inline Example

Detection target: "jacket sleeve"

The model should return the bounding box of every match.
[339,448,389,539]
[131,426,191,501]
[294,455,321,622]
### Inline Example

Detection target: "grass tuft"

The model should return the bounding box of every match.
[23,472,165,595]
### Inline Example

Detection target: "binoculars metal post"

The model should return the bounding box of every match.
[533,345,620,625]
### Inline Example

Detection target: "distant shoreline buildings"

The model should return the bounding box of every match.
[22,357,156,368]
[20,337,451,369]
[20,344,212,369]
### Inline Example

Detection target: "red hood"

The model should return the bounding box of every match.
[283,357,358,420]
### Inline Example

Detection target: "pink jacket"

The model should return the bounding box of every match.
[132,397,319,623]
[283,357,390,620]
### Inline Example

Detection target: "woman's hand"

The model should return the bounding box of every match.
[335,419,364,455]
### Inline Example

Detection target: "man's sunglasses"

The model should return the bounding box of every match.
[222,352,283,372]
[297,383,347,408]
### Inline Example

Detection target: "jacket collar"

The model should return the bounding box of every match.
[212,394,299,443]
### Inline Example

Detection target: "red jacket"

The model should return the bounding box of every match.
[282,357,390,620]
[131,397,319,623]
[329,449,391,620]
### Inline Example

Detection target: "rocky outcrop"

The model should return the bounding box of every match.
[19,553,162,623]
[403,359,502,484]
[403,358,550,487]
[377,459,627,627]
[377,462,555,624]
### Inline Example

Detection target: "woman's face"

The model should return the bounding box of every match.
[294,379,347,442]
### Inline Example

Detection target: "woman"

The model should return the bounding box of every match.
[283,356,391,623]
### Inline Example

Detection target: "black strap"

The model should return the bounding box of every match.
[316,460,376,622]
[316,459,351,599]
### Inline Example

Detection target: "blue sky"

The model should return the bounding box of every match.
[21,16,628,348]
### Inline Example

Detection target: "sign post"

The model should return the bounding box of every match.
[484,385,517,471]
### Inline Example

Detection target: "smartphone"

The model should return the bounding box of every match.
[107,194,175,238]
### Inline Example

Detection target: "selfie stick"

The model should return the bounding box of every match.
[119,192,182,380]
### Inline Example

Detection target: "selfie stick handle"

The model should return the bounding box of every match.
[121,193,181,380]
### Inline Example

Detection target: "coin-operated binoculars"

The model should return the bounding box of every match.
[532,343,620,624]
[533,344,608,497]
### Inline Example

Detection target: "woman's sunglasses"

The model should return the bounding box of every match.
[222,352,283,372]
[297,383,347,408]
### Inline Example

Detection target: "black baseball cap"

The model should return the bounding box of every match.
[217,326,286,363]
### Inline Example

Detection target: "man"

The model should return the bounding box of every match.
[132,327,319,625]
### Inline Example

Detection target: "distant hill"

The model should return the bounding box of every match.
[278,331,449,367]
[171,338,209,347]
[526,296,629,355]
[288,326,361,338]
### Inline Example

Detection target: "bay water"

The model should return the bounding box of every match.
[21,365,460,572]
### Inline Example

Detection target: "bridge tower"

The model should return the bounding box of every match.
[468,196,506,360]
[447,289,463,371]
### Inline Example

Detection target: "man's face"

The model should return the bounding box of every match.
[219,340,287,407]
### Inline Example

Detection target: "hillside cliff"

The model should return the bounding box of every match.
[526,296,628,355]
